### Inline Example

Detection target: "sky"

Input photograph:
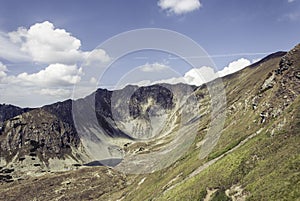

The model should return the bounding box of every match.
[0,0,299,107]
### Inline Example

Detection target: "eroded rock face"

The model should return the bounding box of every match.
[0,104,31,128]
[254,44,300,124]
[128,85,174,119]
[0,107,86,181]
[110,84,187,139]
[0,109,80,164]
[260,72,275,92]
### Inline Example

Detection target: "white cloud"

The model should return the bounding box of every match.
[5,21,110,64]
[83,49,111,65]
[0,63,82,106]
[0,62,8,78]
[0,21,110,106]
[183,66,217,85]
[16,63,83,87]
[0,85,73,107]
[155,77,185,85]
[153,66,217,86]
[117,65,216,88]
[9,21,82,64]
[38,88,71,97]
[218,58,251,77]
[288,0,295,3]
[0,32,31,62]
[139,62,170,72]
[0,62,7,71]
[1,63,82,87]
[158,0,201,15]
[120,58,252,88]
[133,59,249,87]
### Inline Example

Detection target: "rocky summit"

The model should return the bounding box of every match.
[0,44,299,200]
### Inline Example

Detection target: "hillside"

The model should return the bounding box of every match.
[0,44,299,201]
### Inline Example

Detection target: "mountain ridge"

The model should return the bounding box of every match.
[0,44,299,200]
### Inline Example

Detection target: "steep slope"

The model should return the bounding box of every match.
[0,104,31,127]
[0,44,299,200]
[122,44,300,201]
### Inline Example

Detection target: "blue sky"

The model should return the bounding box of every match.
[0,0,299,107]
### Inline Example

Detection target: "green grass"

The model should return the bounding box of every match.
[207,136,244,161]
[211,190,231,201]
[120,55,300,201]
[158,97,300,201]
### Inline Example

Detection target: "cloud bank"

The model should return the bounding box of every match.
[118,58,251,88]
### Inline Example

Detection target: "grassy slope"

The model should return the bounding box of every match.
[160,97,300,201]
[119,51,300,201]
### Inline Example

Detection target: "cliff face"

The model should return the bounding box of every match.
[0,109,79,159]
[0,109,84,180]
[0,104,31,127]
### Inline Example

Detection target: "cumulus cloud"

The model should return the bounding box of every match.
[288,0,295,3]
[152,66,217,86]
[158,0,201,15]
[0,63,82,105]
[6,21,110,64]
[8,21,82,64]
[178,59,251,86]
[218,58,251,77]
[16,63,83,87]
[0,21,110,106]
[1,63,82,87]
[139,62,170,72]
[183,66,217,85]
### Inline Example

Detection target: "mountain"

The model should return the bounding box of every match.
[0,104,31,126]
[0,44,299,200]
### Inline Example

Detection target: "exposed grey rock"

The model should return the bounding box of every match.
[261,73,275,92]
